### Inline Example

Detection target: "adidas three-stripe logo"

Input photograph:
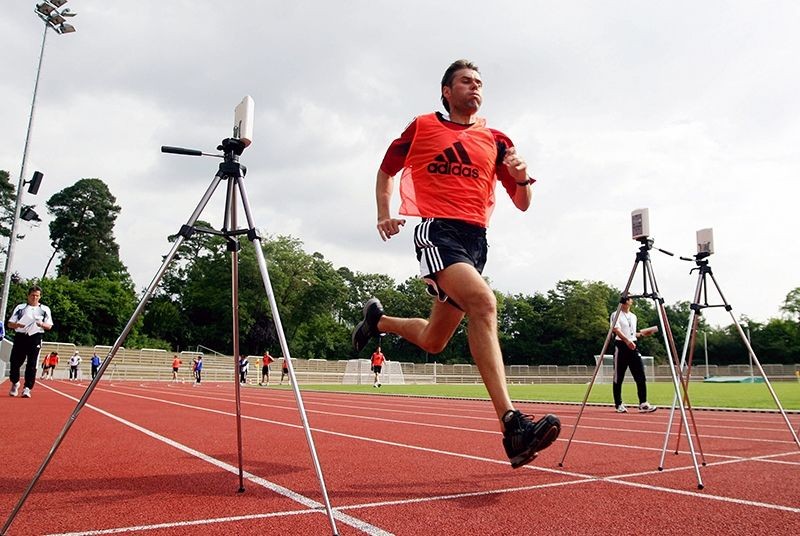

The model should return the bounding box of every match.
[426,141,479,178]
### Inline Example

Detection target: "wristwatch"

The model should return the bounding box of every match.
[515,176,535,186]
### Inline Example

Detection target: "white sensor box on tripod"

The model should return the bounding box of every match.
[233,95,254,147]
[696,228,714,255]
[631,208,650,240]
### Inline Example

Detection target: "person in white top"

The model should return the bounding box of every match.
[68,351,82,381]
[610,296,657,414]
[6,286,53,398]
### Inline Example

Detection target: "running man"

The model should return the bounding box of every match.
[171,355,182,383]
[371,346,385,388]
[352,59,561,468]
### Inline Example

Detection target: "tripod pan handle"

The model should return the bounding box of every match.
[161,146,203,156]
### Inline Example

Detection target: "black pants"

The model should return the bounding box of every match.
[9,333,43,390]
[69,365,79,379]
[613,341,648,407]
[91,365,99,379]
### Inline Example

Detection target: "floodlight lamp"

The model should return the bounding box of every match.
[48,12,66,26]
[20,207,41,222]
[60,7,76,17]
[56,22,76,34]
[35,3,57,17]
[50,0,68,8]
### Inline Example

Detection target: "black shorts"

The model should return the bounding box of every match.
[372,365,382,374]
[414,218,488,301]
[172,367,179,373]
[262,366,270,375]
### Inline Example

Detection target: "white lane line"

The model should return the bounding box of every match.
[104,383,798,454]
[82,385,800,512]
[606,479,800,514]
[39,383,393,536]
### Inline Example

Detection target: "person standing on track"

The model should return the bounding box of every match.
[280,357,290,385]
[68,351,82,381]
[91,352,101,380]
[370,346,385,388]
[611,297,657,414]
[171,355,182,383]
[259,351,274,386]
[6,285,53,398]
[352,59,561,468]
[239,355,250,384]
[192,355,203,386]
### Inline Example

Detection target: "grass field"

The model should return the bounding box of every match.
[298,382,800,410]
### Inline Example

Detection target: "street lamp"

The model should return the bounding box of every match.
[0,1,77,336]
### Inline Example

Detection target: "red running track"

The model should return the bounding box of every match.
[1,379,798,535]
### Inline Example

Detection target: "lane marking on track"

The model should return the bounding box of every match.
[102,383,799,453]
[64,384,800,514]
[604,478,800,514]
[40,383,394,536]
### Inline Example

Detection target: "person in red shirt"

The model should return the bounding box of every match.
[171,355,182,383]
[40,352,53,379]
[280,357,290,385]
[46,351,58,380]
[352,59,560,469]
[370,346,385,388]
[259,351,275,386]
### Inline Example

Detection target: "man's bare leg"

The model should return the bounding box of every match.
[435,263,514,424]
[378,262,513,426]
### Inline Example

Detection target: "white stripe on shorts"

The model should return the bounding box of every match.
[414,219,444,277]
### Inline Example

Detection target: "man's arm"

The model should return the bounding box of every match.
[611,326,636,350]
[376,169,406,241]
[502,146,533,212]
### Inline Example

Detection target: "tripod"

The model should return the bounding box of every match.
[558,237,705,489]
[659,254,800,464]
[2,138,340,536]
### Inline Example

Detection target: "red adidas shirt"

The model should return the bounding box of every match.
[381,112,519,227]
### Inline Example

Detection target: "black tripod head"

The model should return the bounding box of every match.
[218,138,247,158]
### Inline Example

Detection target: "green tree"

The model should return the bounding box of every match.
[781,287,800,320]
[0,170,15,251]
[45,178,129,281]
[543,280,619,365]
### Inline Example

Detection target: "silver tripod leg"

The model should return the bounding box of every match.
[1,173,225,536]
[644,258,703,488]
[559,256,641,466]
[224,174,247,493]
[235,178,340,535]
[708,272,800,448]
[659,270,707,470]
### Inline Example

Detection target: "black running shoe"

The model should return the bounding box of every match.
[502,410,561,469]
[352,298,384,353]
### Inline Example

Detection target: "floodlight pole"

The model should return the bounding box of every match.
[0,25,48,329]
[0,2,76,330]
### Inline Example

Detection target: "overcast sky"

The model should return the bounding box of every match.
[1,1,798,327]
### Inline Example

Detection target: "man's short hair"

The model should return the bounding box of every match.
[28,285,42,295]
[619,296,633,304]
[441,59,480,113]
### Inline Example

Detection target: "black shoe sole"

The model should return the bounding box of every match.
[351,298,383,353]
[509,416,562,469]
